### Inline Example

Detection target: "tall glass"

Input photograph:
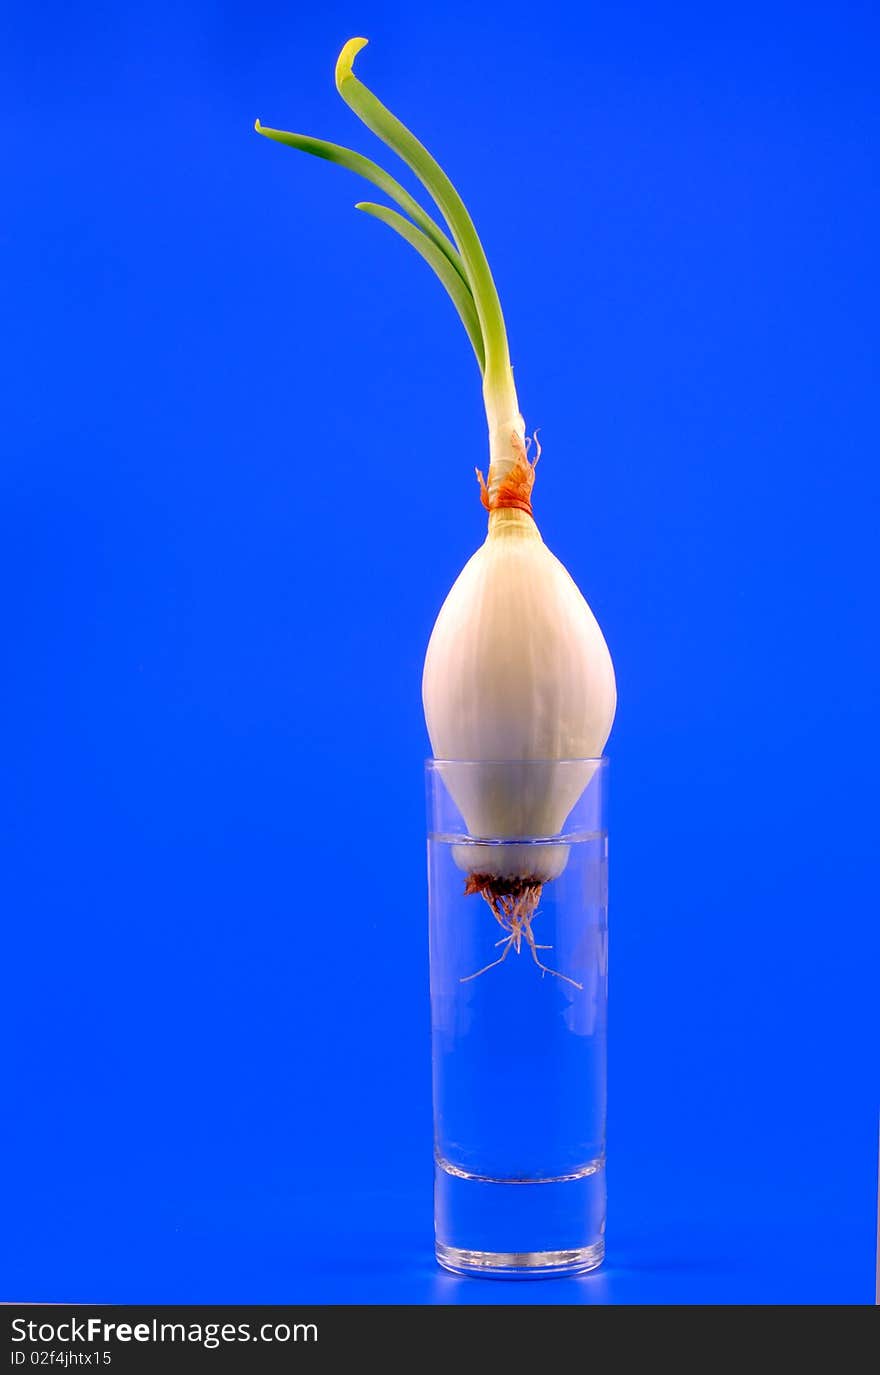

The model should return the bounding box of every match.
[426,758,609,1278]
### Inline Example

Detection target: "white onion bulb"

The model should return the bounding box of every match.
[423,505,616,880]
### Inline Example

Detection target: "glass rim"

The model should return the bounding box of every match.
[425,756,609,768]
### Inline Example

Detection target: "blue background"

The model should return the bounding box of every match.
[3,0,878,1304]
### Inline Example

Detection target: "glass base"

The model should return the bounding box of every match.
[436,1240,605,1278]
[433,1157,605,1279]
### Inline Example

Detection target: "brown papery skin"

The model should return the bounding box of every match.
[476,433,538,517]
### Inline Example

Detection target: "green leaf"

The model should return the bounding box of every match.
[333,38,517,418]
[254,120,467,287]
[356,203,485,370]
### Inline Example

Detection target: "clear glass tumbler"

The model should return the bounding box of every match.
[426,758,609,1278]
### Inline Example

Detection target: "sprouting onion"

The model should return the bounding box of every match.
[256,39,616,986]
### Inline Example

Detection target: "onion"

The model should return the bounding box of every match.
[256,38,616,983]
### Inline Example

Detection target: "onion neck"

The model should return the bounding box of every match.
[487,507,540,539]
[484,365,526,503]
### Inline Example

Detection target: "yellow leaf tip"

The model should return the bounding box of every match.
[254,118,262,131]
[335,36,369,92]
